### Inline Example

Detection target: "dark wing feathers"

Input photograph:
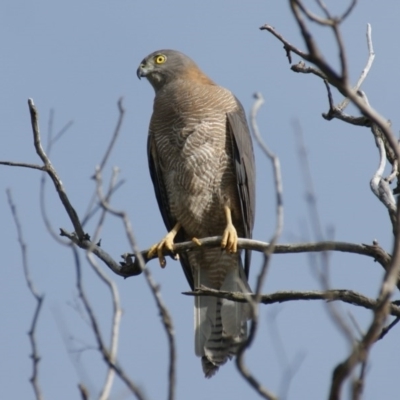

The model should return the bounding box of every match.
[147,135,195,289]
[147,137,174,232]
[227,109,256,278]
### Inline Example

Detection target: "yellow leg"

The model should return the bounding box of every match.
[148,222,181,268]
[221,205,238,253]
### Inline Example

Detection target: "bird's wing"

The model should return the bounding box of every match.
[227,107,256,278]
[147,134,194,289]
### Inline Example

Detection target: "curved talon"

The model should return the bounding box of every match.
[147,222,181,267]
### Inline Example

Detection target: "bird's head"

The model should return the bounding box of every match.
[137,49,213,92]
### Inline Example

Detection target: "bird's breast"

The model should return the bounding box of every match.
[150,84,240,238]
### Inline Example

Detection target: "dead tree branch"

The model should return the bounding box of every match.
[234,92,282,400]
[86,253,122,400]
[82,98,126,227]
[261,5,399,178]
[329,196,400,400]
[94,168,177,400]
[6,189,44,400]
[73,247,146,400]
[183,287,400,319]
[27,98,85,239]
[259,1,400,398]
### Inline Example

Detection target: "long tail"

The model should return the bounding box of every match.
[193,252,250,378]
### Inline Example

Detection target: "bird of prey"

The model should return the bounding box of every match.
[137,49,255,377]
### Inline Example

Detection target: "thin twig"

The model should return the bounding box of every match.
[73,247,146,399]
[339,0,358,23]
[295,120,356,341]
[27,99,86,239]
[98,98,125,172]
[6,189,44,400]
[260,24,311,63]
[370,135,397,233]
[82,98,126,227]
[329,196,400,400]
[95,169,176,400]
[296,0,333,26]
[337,23,375,111]
[377,317,400,341]
[86,167,124,399]
[0,161,46,171]
[40,112,73,245]
[234,92,281,400]
[86,253,122,400]
[262,3,400,397]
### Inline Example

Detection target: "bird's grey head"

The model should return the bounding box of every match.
[137,49,199,91]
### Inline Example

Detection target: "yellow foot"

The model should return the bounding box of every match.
[148,222,181,268]
[221,223,238,253]
[221,205,238,253]
[192,237,202,246]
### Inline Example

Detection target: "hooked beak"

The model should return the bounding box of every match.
[137,63,152,79]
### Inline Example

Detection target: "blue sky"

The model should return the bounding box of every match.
[1,1,400,399]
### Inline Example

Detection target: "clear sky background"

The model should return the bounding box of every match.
[1,1,400,399]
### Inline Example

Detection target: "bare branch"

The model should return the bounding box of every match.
[6,189,44,400]
[370,135,397,232]
[94,168,177,400]
[59,223,398,295]
[295,114,356,356]
[339,0,358,23]
[337,23,375,111]
[320,80,371,126]
[296,0,333,26]
[377,317,400,341]
[234,92,282,400]
[183,287,400,318]
[39,112,74,245]
[60,228,139,277]
[329,196,400,400]
[260,4,400,396]
[289,0,342,85]
[98,98,125,172]
[27,99,86,239]
[291,61,327,80]
[85,166,124,399]
[78,383,89,400]
[82,98,126,226]
[262,6,398,166]
[73,247,146,399]
[0,161,47,171]
[259,24,311,63]
[86,254,122,400]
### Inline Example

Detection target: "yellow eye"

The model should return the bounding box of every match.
[154,54,166,64]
